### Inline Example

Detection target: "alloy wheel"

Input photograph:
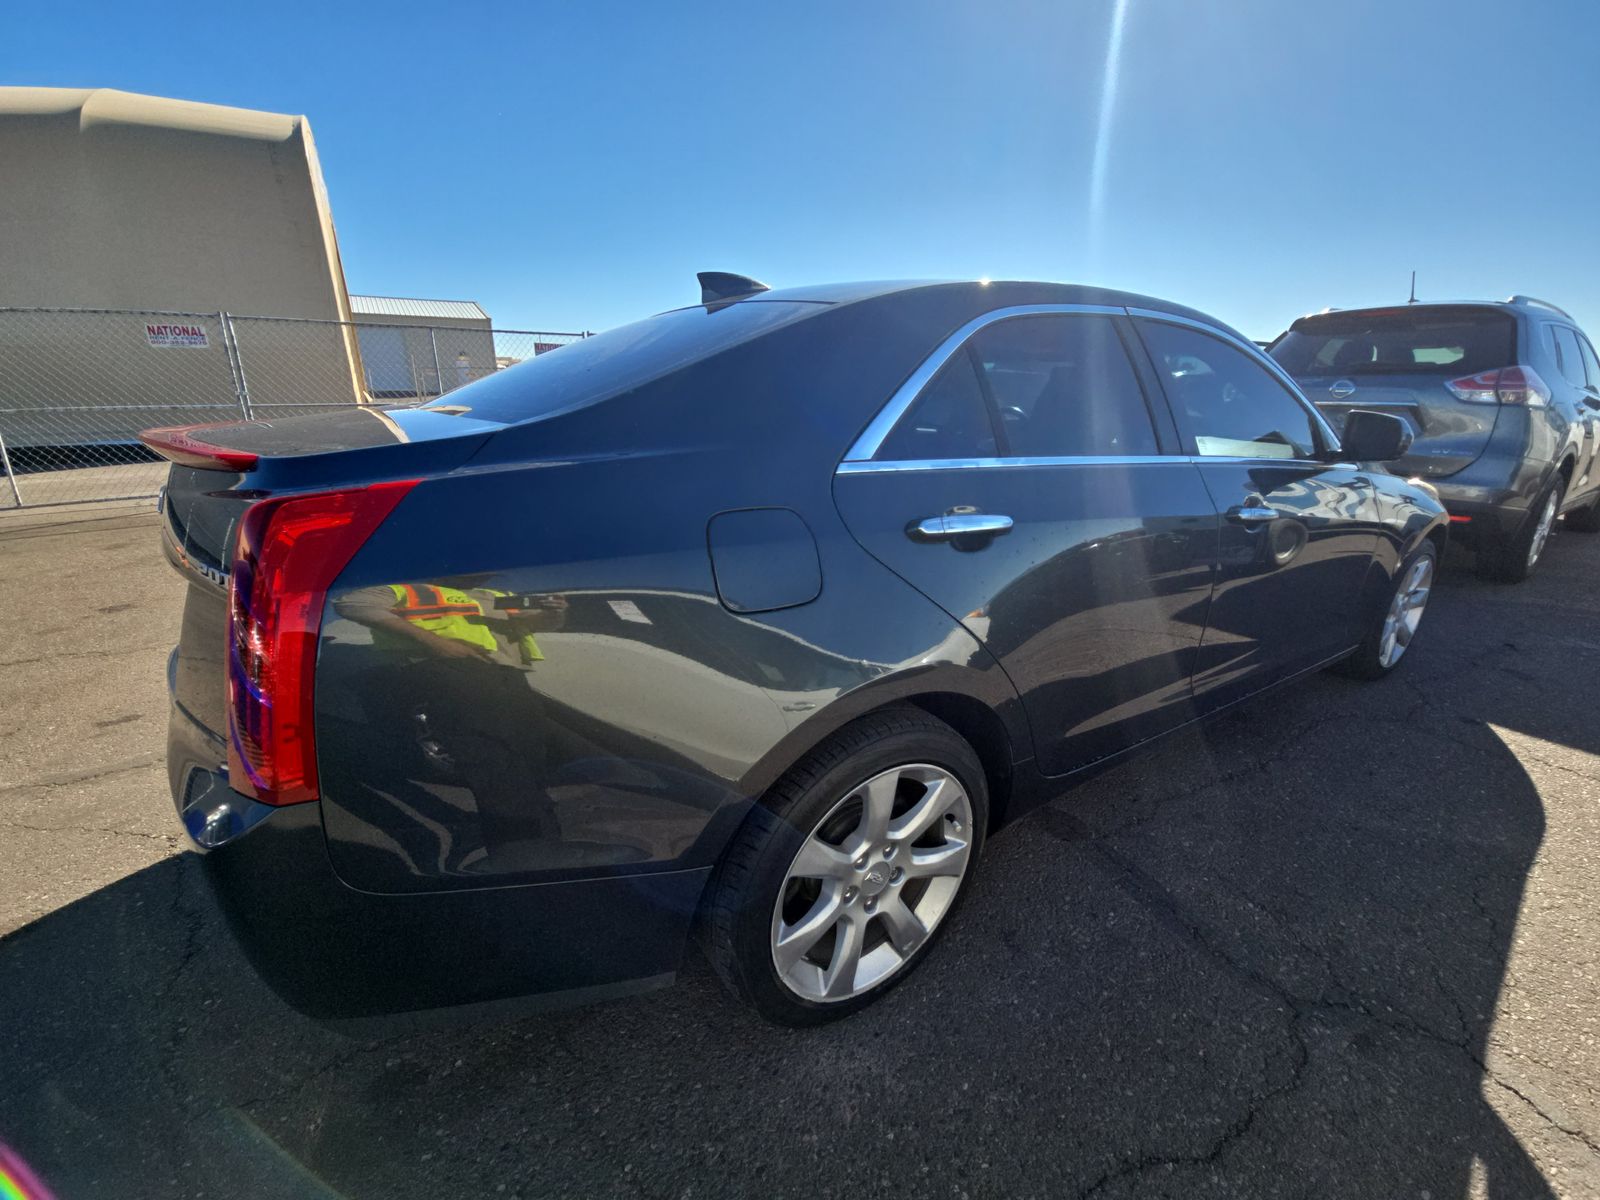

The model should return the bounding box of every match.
[1378,555,1433,668]
[770,763,973,1002]
[1528,490,1559,569]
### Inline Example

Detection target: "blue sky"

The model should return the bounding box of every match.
[9,0,1600,338]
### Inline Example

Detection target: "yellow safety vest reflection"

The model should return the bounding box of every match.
[386,584,544,662]
[387,584,498,653]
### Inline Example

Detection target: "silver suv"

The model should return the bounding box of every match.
[1271,296,1600,580]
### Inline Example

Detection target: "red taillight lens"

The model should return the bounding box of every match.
[227,480,418,805]
[139,423,260,472]
[1445,365,1551,407]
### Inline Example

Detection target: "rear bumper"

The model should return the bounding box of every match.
[1429,487,1528,549]
[167,693,708,1021]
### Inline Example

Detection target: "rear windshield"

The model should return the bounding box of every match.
[1271,308,1515,377]
[422,300,823,424]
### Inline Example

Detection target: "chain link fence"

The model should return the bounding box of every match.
[0,308,586,509]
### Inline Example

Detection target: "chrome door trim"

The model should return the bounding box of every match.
[841,303,1128,463]
[836,453,1344,476]
[1124,307,1345,452]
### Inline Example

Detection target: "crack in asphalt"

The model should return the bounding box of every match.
[0,751,164,794]
[1031,805,1600,1194]
[0,643,170,669]
[0,818,179,844]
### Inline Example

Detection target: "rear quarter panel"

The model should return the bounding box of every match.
[314,299,1031,895]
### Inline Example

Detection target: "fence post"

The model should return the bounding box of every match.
[0,423,23,508]
[429,328,444,397]
[221,312,254,420]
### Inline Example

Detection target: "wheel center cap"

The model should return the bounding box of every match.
[861,863,892,895]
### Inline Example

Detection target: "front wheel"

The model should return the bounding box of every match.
[704,709,987,1025]
[1337,540,1437,680]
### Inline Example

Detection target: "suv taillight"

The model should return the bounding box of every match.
[227,480,417,805]
[1445,365,1551,407]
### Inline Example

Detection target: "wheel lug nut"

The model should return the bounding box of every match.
[843,886,859,905]
[854,855,868,870]
[864,897,877,913]
[889,867,903,885]
[882,844,896,859]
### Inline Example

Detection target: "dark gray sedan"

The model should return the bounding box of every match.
[144,276,1444,1025]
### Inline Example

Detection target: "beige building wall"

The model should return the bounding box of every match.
[0,87,364,442]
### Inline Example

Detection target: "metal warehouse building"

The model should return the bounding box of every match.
[0,87,365,426]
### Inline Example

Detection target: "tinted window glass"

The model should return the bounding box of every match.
[1271,308,1514,376]
[967,315,1157,457]
[421,301,820,424]
[876,353,998,461]
[1552,326,1587,388]
[1140,320,1319,459]
[1578,335,1600,390]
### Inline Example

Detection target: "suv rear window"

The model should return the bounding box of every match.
[1270,307,1515,377]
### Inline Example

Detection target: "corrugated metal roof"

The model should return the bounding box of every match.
[348,294,490,321]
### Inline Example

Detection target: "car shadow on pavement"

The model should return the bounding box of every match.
[1,547,1594,1199]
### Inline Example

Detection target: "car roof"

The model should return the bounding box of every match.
[696,279,1249,340]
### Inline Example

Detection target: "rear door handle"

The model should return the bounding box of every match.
[907,513,1014,542]
[1226,504,1277,524]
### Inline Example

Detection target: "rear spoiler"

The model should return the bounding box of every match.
[139,423,259,472]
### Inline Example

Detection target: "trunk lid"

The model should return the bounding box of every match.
[154,405,501,737]
[1271,305,1516,477]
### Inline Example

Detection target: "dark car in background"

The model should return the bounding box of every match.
[144,277,1445,1026]
[1270,297,1600,580]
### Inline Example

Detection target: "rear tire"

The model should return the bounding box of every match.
[1480,475,1563,582]
[1563,492,1600,533]
[1336,540,1437,680]
[704,708,988,1026]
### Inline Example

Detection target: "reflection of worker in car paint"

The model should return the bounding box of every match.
[335,581,568,871]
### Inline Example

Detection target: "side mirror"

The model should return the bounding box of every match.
[1337,409,1412,462]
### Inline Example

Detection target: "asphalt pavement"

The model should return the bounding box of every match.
[1,502,1597,1199]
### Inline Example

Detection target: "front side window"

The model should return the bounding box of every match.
[875,313,1158,461]
[1139,320,1320,460]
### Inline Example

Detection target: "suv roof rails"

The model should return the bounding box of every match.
[1506,294,1574,320]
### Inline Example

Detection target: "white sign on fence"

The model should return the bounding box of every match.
[145,322,209,349]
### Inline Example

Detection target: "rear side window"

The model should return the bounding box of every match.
[1139,319,1319,460]
[1551,326,1587,389]
[421,300,820,424]
[1579,335,1600,390]
[967,315,1157,458]
[874,313,1158,461]
[1271,308,1515,377]
[875,354,999,461]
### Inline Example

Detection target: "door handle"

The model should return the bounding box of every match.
[1226,503,1278,524]
[907,513,1014,542]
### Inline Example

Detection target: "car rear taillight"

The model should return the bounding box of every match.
[139,423,260,472]
[227,480,418,806]
[1445,365,1550,407]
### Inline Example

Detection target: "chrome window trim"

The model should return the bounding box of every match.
[841,303,1129,462]
[1125,307,1344,452]
[836,453,1349,475]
